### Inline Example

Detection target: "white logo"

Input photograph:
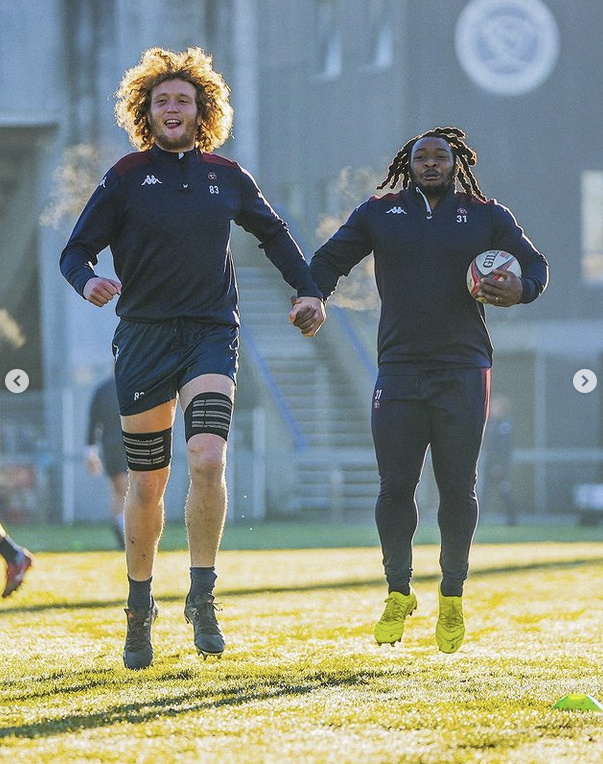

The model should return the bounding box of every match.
[99,176,107,188]
[141,175,163,185]
[455,0,559,96]
[385,206,407,215]
[133,391,145,401]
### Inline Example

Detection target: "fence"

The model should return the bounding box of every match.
[0,391,53,525]
[2,390,603,526]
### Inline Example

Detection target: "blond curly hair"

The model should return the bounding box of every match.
[114,47,233,152]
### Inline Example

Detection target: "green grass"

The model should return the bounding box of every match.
[10,518,603,553]
[1,538,602,763]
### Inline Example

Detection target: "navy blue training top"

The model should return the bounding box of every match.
[60,145,321,324]
[310,185,549,370]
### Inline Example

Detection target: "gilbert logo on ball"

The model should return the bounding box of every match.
[466,250,522,302]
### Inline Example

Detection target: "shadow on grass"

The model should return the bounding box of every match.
[2,555,603,616]
[0,666,381,739]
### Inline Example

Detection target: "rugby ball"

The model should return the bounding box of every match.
[467,250,522,303]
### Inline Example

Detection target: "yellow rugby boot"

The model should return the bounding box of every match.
[374,587,418,646]
[435,586,465,654]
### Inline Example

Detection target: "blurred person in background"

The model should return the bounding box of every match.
[304,126,548,654]
[480,396,518,526]
[0,522,33,598]
[60,46,324,669]
[85,373,127,549]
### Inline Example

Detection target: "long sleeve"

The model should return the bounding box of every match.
[490,203,549,304]
[235,168,322,299]
[86,388,102,446]
[59,170,121,297]
[310,202,374,299]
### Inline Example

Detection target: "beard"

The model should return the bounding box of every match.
[411,169,455,199]
[153,128,197,152]
[148,115,199,153]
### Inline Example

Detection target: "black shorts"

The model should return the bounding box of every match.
[112,319,239,416]
[101,441,128,477]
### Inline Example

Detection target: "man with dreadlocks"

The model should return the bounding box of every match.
[306,127,548,653]
[60,47,325,669]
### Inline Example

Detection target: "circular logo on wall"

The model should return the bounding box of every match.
[455,0,559,95]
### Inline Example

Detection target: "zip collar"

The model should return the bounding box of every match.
[149,144,199,162]
[412,184,458,220]
[414,186,433,219]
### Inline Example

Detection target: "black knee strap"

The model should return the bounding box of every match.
[184,392,233,442]
[122,428,172,471]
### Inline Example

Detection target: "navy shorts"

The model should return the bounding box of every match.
[112,319,239,416]
[101,440,128,477]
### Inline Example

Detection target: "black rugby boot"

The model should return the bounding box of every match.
[123,600,158,669]
[184,592,225,658]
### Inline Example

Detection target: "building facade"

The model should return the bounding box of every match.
[0,0,601,525]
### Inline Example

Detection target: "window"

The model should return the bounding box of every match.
[316,0,341,78]
[581,170,603,284]
[366,0,393,69]
[279,182,305,224]
[319,176,341,218]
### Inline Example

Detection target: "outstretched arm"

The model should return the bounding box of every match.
[310,201,373,300]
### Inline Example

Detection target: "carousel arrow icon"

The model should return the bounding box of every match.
[5,369,30,393]
[573,369,597,394]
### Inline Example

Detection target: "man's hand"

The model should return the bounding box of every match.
[83,276,122,307]
[477,270,522,307]
[289,296,326,337]
[85,445,102,476]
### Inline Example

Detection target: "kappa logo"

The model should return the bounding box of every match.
[385,206,407,215]
[99,176,107,188]
[141,174,163,186]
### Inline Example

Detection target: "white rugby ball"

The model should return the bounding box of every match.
[467,250,522,303]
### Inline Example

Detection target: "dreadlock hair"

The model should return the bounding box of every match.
[377,126,487,202]
[114,47,233,152]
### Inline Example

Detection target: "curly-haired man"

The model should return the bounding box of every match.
[60,47,324,669]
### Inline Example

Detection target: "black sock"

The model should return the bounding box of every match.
[189,567,217,597]
[0,536,21,564]
[127,576,153,611]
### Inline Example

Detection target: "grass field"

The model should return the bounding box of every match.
[1,526,602,763]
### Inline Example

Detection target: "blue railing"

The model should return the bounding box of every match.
[332,306,378,377]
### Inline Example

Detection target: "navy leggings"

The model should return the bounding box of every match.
[371,368,490,596]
